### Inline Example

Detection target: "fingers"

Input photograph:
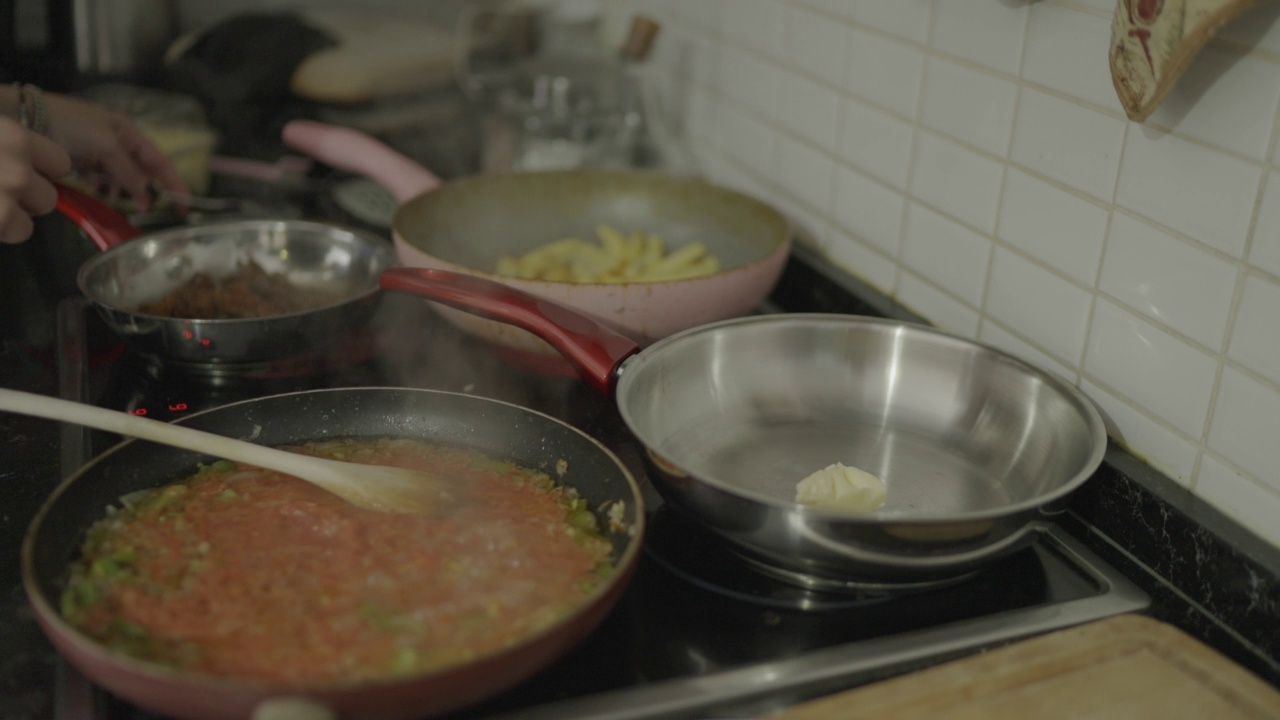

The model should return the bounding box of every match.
[49,99,190,212]
[107,115,190,211]
[132,134,189,201]
[106,117,189,210]
[92,115,155,211]
[28,130,72,178]
[0,118,71,244]
[0,199,35,244]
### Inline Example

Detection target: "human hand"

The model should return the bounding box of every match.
[41,92,189,212]
[0,117,73,244]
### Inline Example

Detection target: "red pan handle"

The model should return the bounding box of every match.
[380,268,640,396]
[281,120,442,203]
[54,183,142,251]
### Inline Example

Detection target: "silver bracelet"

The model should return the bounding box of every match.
[13,83,46,135]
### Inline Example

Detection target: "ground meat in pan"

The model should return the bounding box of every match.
[136,261,346,319]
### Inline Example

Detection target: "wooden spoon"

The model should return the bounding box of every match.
[0,388,446,514]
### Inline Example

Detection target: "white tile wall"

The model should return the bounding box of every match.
[910,131,1004,233]
[1247,171,1280,275]
[919,57,1018,157]
[844,28,924,118]
[1084,299,1218,439]
[838,97,914,190]
[996,168,1108,286]
[832,164,903,256]
[1010,89,1126,201]
[1021,3,1120,112]
[824,225,897,294]
[901,201,991,307]
[985,248,1093,367]
[618,0,1280,550]
[1100,212,1238,351]
[1208,368,1280,494]
[1144,44,1280,160]
[980,321,1076,385]
[785,5,848,87]
[1115,129,1263,258]
[1228,274,1280,386]
[930,0,1026,76]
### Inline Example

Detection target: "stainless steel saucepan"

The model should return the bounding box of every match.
[381,268,1109,589]
[57,184,396,370]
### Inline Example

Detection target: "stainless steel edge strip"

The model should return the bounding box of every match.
[488,525,1150,720]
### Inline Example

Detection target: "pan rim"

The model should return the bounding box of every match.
[614,312,1109,524]
[75,218,398,323]
[20,386,646,697]
[390,167,794,279]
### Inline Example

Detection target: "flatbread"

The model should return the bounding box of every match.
[1110,0,1261,122]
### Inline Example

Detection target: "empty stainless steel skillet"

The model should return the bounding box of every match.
[382,268,1109,590]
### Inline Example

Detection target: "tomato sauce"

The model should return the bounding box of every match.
[61,438,615,685]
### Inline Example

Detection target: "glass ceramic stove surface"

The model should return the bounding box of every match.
[54,294,1150,720]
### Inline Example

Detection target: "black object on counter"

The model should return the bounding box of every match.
[162,13,337,157]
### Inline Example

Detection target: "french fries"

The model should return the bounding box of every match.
[494,225,721,283]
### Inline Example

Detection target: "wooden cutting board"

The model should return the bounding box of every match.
[772,614,1280,719]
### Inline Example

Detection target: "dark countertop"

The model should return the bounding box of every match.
[0,222,80,720]
[2,216,1278,719]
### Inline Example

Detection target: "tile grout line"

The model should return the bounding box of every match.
[1190,68,1280,491]
[979,1,1035,352]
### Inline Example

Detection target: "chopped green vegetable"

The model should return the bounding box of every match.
[568,509,597,532]
[114,619,149,639]
[90,557,122,579]
[391,646,418,675]
[61,577,99,616]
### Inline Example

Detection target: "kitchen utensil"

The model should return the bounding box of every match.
[22,387,644,720]
[280,120,791,355]
[380,268,1108,588]
[56,183,396,369]
[773,614,1280,718]
[0,388,447,514]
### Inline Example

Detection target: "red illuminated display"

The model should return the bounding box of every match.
[179,329,212,348]
[130,403,188,416]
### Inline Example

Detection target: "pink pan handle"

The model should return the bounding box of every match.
[54,184,142,251]
[281,120,442,203]
[379,268,640,396]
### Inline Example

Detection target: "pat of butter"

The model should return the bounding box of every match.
[795,463,887,514]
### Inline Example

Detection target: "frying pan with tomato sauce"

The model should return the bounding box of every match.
[21,387,644,720]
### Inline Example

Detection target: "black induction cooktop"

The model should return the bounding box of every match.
[45,292,1149,720]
